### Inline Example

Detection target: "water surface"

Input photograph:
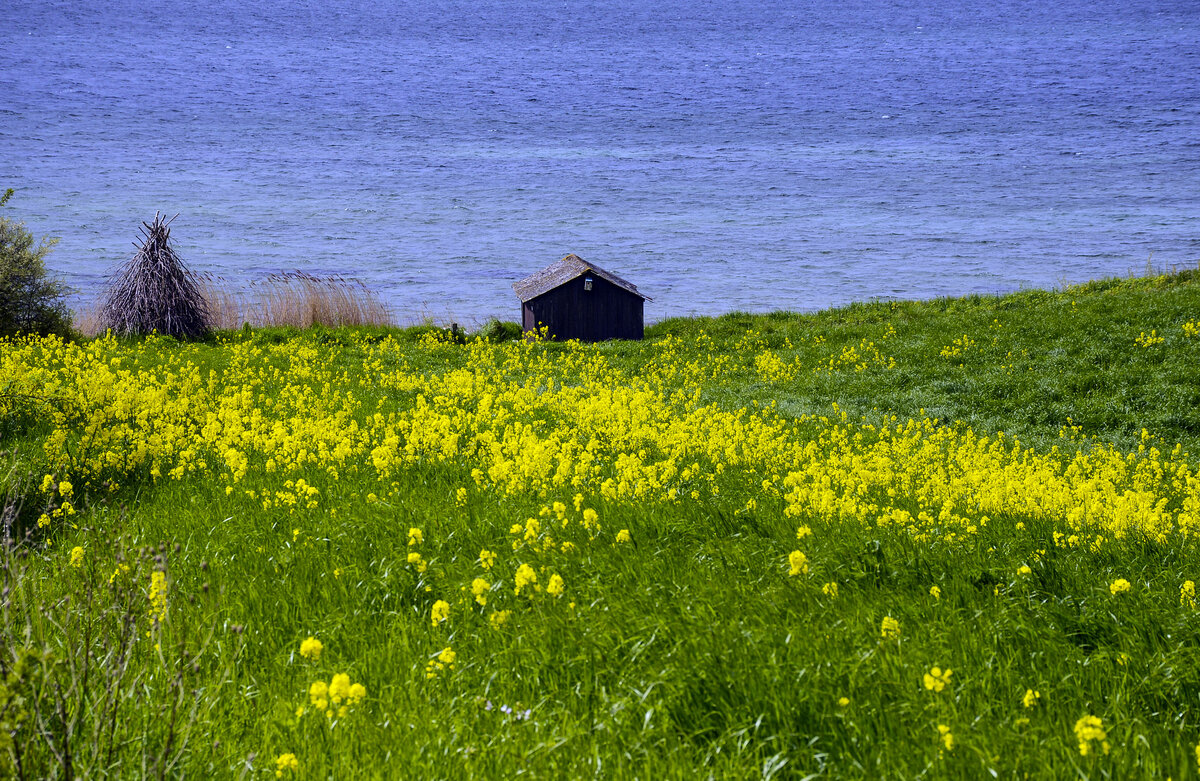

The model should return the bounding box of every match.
[3,0,1198,323]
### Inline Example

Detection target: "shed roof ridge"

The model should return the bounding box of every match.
[512,254,648,302]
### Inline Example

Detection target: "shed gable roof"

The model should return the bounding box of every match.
[513,254,648,303]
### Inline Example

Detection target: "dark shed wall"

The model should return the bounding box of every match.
[522,275,643,341]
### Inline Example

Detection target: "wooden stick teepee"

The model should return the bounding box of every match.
[99,213,211,340]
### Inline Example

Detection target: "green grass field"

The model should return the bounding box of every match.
[3,269,1200,779]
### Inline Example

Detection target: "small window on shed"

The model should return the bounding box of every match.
[584,276,593,291]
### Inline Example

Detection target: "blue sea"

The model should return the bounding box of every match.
[3,0,1198,324]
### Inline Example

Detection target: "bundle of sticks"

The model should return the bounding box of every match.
[98,213,212,340]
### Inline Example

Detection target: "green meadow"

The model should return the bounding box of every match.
[3,268,1200,779]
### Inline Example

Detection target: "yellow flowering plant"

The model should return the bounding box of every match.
[425,647,457,680]
[471,578,490,606]
[431,600,450,626]
[300,636,323,660]
[514,564,537,596]
[306,673,366,719]
[787,550,808,576]
[275,753,299,777]
[1074,715,1110,756]
[923,667,952,693]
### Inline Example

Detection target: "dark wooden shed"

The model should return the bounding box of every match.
[512,255,648,341]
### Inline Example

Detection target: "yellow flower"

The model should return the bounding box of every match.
[471,577,490,606]
[309,680,329,711]
[522,517,540,543]
[787,550,808,576]
[822,582,838,598]
[299,636,323,660]
[275,752,299,777]
[57,480,73,497]
[923,667,952,692]
[431,599,450,626]
[615,528,631,543]
[329,673,351,703]
[880,616,901,640]
[937,724,953,752]
[796,525,812,539]
[1109,578,1131,595]
[1017,565,1032,576]
[929,585,941,600]
[1022,688,1040,708]
[307,672,364,715]
[479,548,496,570]
[148,571,168,625]
[69,546,84,568]
[1135,329,1164,347]
[426,646,457,679]
[1074,715,1109,756]
[546,573,564,597]
[407,527,423,546]
[514,563,537,595]
[1182,580,1196,608]
[837,696,850,707]
[489,610,512,629]
[407,551,427,572]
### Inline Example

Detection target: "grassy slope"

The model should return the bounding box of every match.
[3,269,1200,779]
[641,269,1200,452]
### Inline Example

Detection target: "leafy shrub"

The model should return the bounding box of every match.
[477,318,522,342]
[0,189,71,339]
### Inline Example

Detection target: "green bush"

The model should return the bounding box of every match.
[477,317,523,342]
[0,189,71,339]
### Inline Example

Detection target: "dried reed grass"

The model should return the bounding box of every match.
[253,272,393,329]
[73,302,103,337]
[76,272,394,335]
